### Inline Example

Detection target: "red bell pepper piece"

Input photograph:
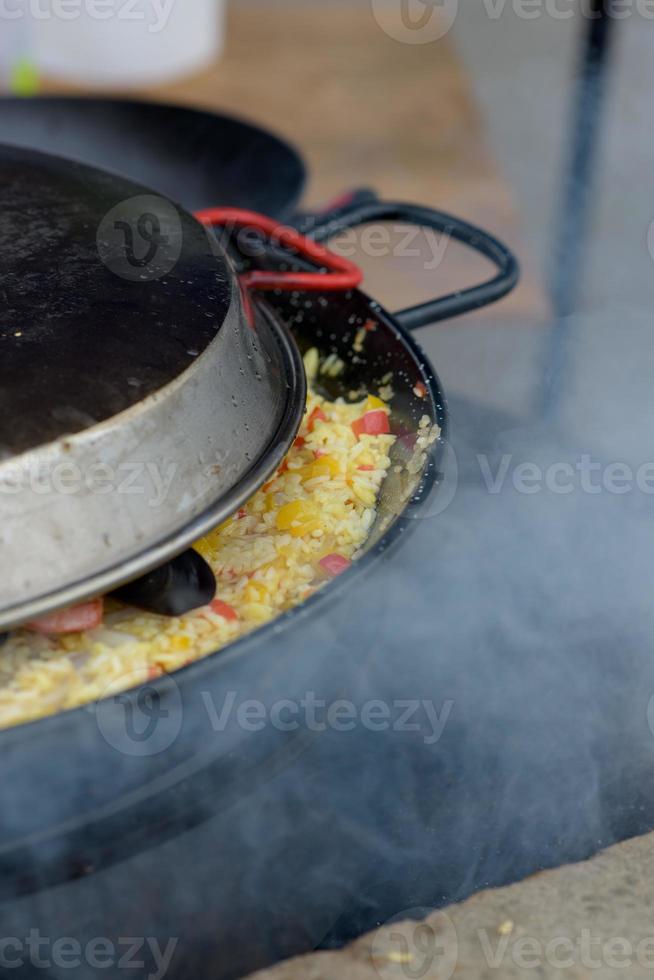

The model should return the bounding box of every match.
[307,407,327,433]
[210,599,238,622]
[351,410,391,439]
[319,554,352,577]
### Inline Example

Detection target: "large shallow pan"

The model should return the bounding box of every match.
[0,199,517,871]
[0,99,519,980]
[0,95,306,218]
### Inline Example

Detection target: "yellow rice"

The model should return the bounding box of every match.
[0,349,399,730]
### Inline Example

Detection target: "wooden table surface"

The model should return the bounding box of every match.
[44,1,545,325]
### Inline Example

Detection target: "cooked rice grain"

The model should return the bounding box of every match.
[0,368,399,729]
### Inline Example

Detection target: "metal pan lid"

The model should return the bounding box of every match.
[0,146,305,630]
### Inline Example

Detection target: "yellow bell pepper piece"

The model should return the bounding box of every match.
[245,580,270,603]
[170,635,191,652]
[365,395,388,412]
[276,500,322,536]
[299,455,341,482]
[194,537,214,560]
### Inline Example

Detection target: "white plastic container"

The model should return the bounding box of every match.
[0,10,35,92]
[32,0,225,87]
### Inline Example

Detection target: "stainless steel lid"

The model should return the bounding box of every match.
[0,146,305,629]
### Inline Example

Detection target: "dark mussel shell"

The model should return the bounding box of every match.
[111,550,216,617]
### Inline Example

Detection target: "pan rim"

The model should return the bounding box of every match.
[0,94,308,220]
[0,301,306,632]
[0,292,448,900]
[0,289,447,745]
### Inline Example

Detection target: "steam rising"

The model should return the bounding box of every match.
[1,86,653,980]
[5,303,653,980]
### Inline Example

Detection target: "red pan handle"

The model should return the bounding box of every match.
[194,208,363,293]
[196,202,519,330]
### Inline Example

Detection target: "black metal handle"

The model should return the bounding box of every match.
[295,200,520,331]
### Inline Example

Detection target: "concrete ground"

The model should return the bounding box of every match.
[246,830,654,978]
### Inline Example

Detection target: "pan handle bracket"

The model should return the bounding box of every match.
[295,199,520,331]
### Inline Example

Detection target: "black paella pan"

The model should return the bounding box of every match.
[0,98,519,980]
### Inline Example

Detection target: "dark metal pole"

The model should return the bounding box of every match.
[542,0,617,415]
